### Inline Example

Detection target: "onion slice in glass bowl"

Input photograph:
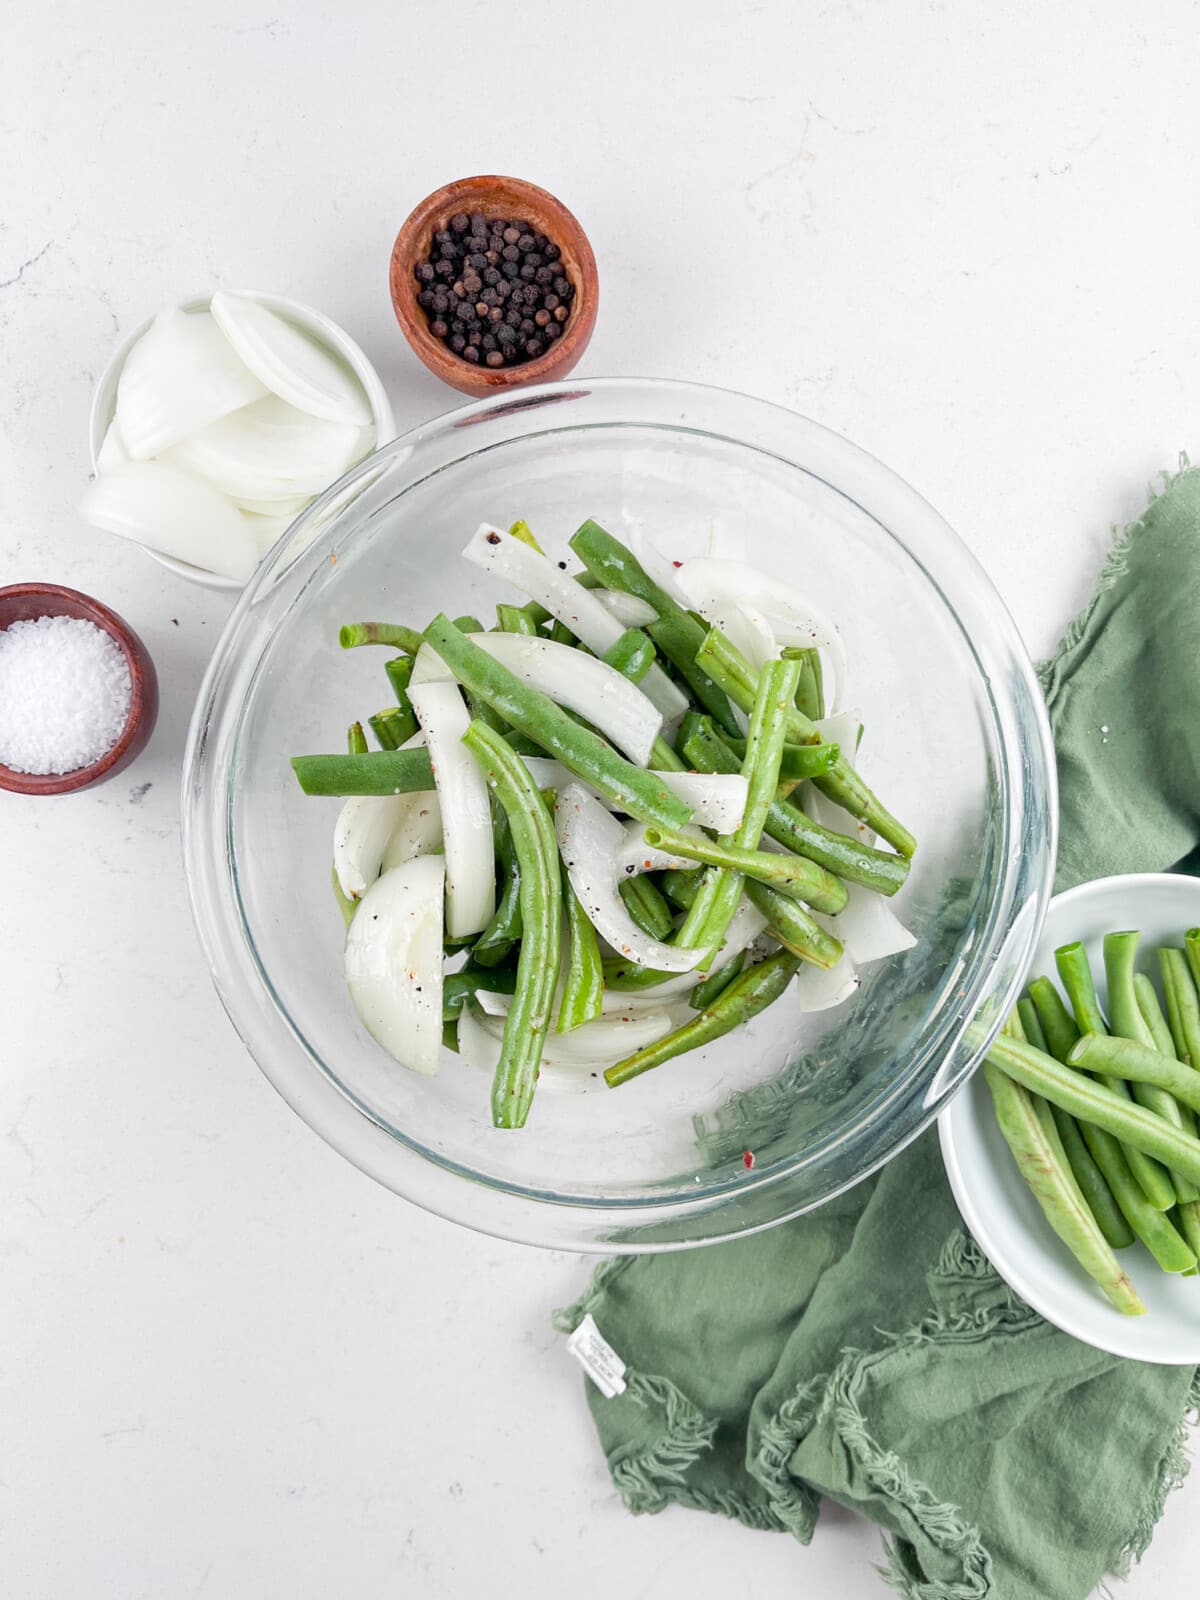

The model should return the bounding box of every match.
[408,680,495,939]
[345,855,445,1074]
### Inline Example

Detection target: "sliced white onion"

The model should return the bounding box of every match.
[334,793,410,900]
[475,1006,675,1063]
[345,854,445,1074]
[462,524,688,721]
[710,598,777,671]
[618,820,709,875]
[674,557,848,713]
[806,710,876,842]
[79,461,258,581]
[210,291,372,427]
[236,489,312,517]
[166,393,364,500]
[605,895,771,999]
[116,308,268,460]
[519,762,745,831]
[469,633,662,766]
[380,792,443,872]
[96,418,130,472]
[792,956,860,1012]
[555,783,705,973]
[627,527,690,607]
[593,589,659,628]
[408,680,494,938]
[815,884,915,966]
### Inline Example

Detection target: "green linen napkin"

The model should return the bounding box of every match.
[557,461,1200,1600]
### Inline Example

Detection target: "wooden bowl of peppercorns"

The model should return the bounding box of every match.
[390,175,598,397]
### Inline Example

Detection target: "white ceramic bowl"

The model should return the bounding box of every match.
[940,871,1200,1363]
[87,290,395,591]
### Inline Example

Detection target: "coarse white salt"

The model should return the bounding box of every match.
[0,614,133,774]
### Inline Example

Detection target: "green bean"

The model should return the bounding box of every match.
[618,875,675,940]
[1023,986,1132,1247]
[347,721,368,756]
[983,1030,1200,1270]
[601,958,680,992]
[339,621,424,653]
[606,948,802,1087]
[794,648,825,721]
[1069,1034,1200,1115]
[1175,1200,1200,1262]
[452,613,485,635]
[442,1018,460,1053]
[496,603,538,635]
[659,868,701,910]
[331,863,357,930]
[1055,941,1176,1210]
[502,730,548,758]
[689,951,746,1010]
[473,802,522,962]
[602,628,655,683]
[1105,935,1194,1185]
[548,619,576,647]
[982,1054,1144,1313]
[694,626,916,859]
[743,881,845,969]
[680,718,908,897]
[569,520,741,734]
[291,749,435,797]
[559,880,604,1031]
[1136,972,1200,1203]
[424,615,692,831]
[461,720,563,1129]
[674,656,804,962]
[1028,976,1080,1059]
[1185,929,1200,1000]
[442,963,519,1020]
[1159,949,1196,1064]
[643,824,849,914]
[507,518,543,552]
[721,735,841,782]
[369,706,416,749]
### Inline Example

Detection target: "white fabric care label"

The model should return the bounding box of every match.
[566,1313,627,1398]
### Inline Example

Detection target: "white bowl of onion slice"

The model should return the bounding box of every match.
[84,290,394,590]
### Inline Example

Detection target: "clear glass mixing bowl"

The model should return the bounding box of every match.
[183,379,1056,1251]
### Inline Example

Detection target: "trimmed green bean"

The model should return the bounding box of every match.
[1136,971,1200,1203]
[496,603,538,635]
[461,720,563,1129]
[1185,929,1200,999]
[983,1031,1200,1270]
[794,648,825,721]
[743,881,844,969]
[982,1055,1144,1313]
[291,749,435,797]
[424,614,692,830]
[660,868,701,910]
[643,825,849,915]
[559,879,604,1031]
[569,520,742,734]
[680,718,908,897]
[606,948,802,1087]
[347,721,368,756]
[369,706,417,749]
[1069,1035,1200,1115]
[548,619,576,647]
[452,613,485,635]
[1055,941,1176,1210]
[1175,1200,1200,1262]
[689,951,746,1010]
[442,1018,460,1053]
[721,735,841,782]
[602,628,655,683]
[618,874,675,940]
[507,518,543,553]
[1024,983,1132,1248]
[674,656,804,963]
[1159,949,1196,1065]
[1105,934,1193,1182]
[339,621,424,653]
[442,964,519,1020]
[694,625,916,859]
[473,802,523,962]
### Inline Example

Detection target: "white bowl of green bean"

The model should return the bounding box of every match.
[940,871,1200,1364]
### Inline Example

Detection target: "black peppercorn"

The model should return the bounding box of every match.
[519,317,535,335]
[417,288,435,309]
[517,232,535,251]
[450,213,469,233]
[415,262,436,283]
[483,268,501,286]
[469,212,486,234]
[544,241,560,261]
[553,304,569,322]
[534,308,551,327]
[525,337,543,357]
[450,332,466,352]
[544,321,560,341]
[486,350,505,367]
[434,229,453,248]
[534,266,553,286]
[430,319,448,338]
[505,308,522,327]
[544,292,559,311]
[434,259,454,280]
[519,263,536,281]
[463,344,480,363]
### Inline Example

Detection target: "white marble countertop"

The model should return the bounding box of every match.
[3,3,1198,1595]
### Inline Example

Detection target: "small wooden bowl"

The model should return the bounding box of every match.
[0,584,159,796]
[389,175,598,398]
